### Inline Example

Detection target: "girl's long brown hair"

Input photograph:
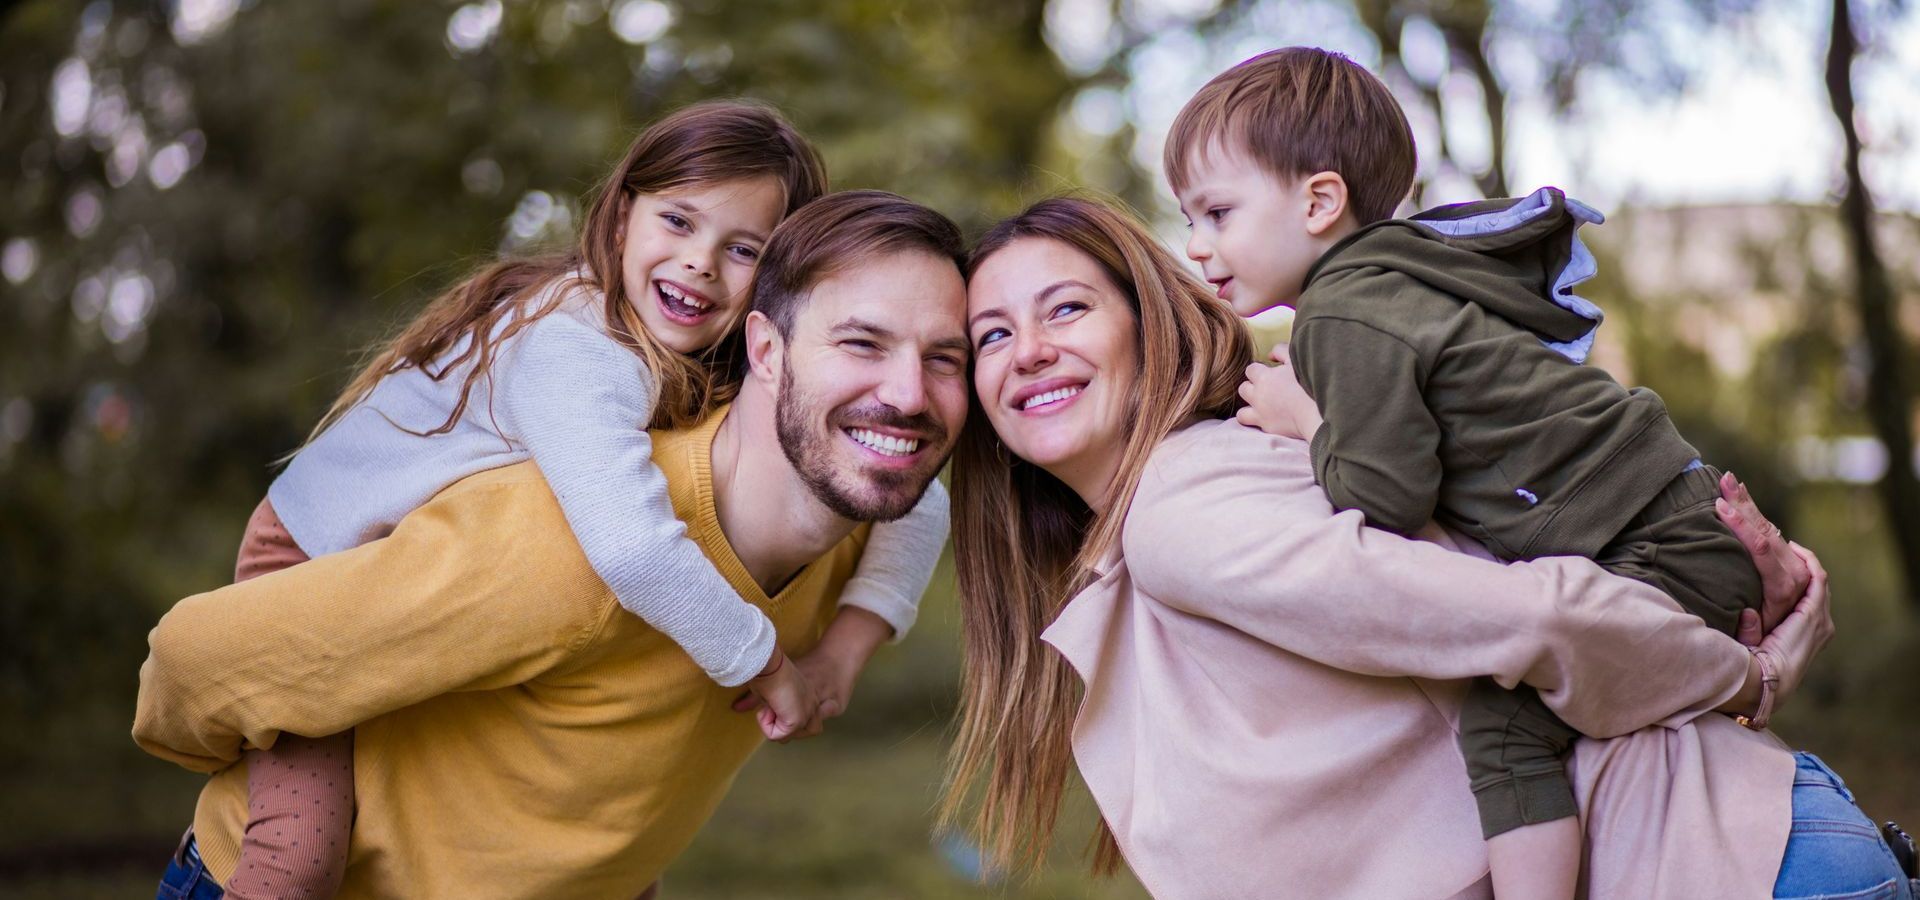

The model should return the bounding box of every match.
[301,100,827,448]
[940,196,1252,876]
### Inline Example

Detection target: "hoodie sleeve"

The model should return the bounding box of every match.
[1292,315,1442,536]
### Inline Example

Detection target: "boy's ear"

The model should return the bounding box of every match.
[743,310,784,388]
[1302,171,1351,236]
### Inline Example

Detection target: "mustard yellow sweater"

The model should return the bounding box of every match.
[133,408,868,897]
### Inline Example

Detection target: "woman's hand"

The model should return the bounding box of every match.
[1716,542,1833,722]
[1715,471,1811,638]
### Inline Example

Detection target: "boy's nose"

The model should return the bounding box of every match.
[1185,230,1210,262]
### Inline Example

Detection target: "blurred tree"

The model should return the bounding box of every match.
[0,0,1121,716]
[1823,0,1920,608]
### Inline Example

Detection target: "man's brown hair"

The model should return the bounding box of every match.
[1165,47,1416,224]
[749,189,965,337]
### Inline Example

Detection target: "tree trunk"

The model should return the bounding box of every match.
[1825,0,1920,610]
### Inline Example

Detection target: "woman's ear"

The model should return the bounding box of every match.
[1302,172,1351,237]
[743,311,784,388]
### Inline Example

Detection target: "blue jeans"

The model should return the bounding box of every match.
[1774,753,1918,899]
[155,831,224,900]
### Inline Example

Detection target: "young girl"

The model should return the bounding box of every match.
[216,101,949,898]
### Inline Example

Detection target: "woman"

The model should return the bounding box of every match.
[942,196,1913,899]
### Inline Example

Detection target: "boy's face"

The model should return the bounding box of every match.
[1175,148,1324,317]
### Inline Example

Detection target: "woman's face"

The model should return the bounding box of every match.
[618,175,787,354]
[967,236,1140,506]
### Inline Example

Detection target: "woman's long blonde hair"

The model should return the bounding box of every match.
[299,100,827,449]
[940,196,1252,875]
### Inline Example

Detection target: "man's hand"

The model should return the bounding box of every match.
[1236,344,1324,441]
[732,607,892,739]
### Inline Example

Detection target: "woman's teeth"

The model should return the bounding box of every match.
[657,281,711,312]
[1021,385,1082,410]
[848,428,919,457]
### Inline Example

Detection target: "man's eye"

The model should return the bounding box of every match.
[928,354,964,375]
[842,339,879,352]
[976,328,1009,349]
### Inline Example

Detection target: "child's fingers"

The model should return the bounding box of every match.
[1270,343,1291,365]
[732,692,761,712]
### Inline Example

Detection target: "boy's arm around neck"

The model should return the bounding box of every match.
[133,465,617,772]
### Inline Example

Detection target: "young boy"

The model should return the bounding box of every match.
[1166,47,1780,898]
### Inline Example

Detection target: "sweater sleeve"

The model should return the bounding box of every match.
[835,480,948,641]
[1291,316,1443,536]
[1120,424,1752,740]
[492,310,776,687]
[133,467,615,773]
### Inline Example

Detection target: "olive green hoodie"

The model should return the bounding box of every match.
[1291,187,1699,560]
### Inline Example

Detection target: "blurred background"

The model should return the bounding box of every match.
[2,0,1916,896]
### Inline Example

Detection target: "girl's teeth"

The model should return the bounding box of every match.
[658,282,710,310]
[848,428,920,457]
[1022,386,1083,410]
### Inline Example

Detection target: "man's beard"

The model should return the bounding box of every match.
[775,362,948,522]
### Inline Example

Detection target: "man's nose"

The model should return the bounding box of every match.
[874,354,930,416]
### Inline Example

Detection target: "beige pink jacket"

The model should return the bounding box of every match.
[1042,418,1793,900]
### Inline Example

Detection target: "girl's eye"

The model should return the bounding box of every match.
[728,245,760,262]
[976,327,1009,349]
[661,213,691,230]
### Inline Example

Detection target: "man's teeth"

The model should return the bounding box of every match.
[1021,385,1083,410]
[657,281,711,310]
[848,428,920,457]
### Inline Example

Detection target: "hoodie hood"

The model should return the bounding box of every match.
[1307,187,1608,363]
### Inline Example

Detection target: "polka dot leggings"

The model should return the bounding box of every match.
[225,498,353,900]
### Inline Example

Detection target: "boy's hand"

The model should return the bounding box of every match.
[1236,344,1323,441]
[732,607,892,738]
[742,649,823,742]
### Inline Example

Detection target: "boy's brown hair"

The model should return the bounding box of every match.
[1165,47,1416,225]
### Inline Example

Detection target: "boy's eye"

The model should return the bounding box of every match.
[976,327,1009,349]
[1207,207,1229,223]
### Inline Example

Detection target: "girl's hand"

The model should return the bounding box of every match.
[1715,471,1812,637]
[741,649,823,742]
[1236,344,1323,441]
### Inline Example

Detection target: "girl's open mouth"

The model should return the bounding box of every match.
[654,279,715,323]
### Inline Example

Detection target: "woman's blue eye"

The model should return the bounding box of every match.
[1049,301,1087,319]
[977,328,1009,349]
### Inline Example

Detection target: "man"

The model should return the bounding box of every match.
[132,191,972,897]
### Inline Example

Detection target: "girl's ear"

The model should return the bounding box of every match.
[1302,171,1351,236]
[743,310,783,388]
[614,192,634,250]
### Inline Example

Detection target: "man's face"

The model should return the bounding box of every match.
[773,250,970,522]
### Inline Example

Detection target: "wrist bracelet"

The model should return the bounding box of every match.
[757,651,785,679]
[1736,647,1781,731]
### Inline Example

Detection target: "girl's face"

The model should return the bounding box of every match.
[967,236,1141,508]
[619,175,787,354]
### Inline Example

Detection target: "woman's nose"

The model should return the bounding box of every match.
[1011,329,1057,373]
